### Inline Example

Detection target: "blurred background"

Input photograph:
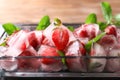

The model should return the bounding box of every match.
[0,0,120,24]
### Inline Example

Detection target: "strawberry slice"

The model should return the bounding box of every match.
[52,28,69,51]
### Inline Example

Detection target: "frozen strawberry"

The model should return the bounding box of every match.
[98,35,117,53]
[38,45,60,64]
[5,30,29,56]
[0,46,7,57]
[38,45,63,72]
[18,46,41,71]
[104,43,120,72]
[65,40,87,72]
[43,23,55,46]
[5,30,44,57]
[27,31,43,49]
[116,28,120,43]
[73,24,100,44]
[7,30,29,51]
[40,48,60,64]
[42,36,54,46]
[33,31,44,44]
[89,43,106,72]
[105,25,117,36]
[52,28,69,51]
[43,18,76,49]
[27,31,38,49]
[79,29,88,38]
[0,57,18,71]
[105,46,120,72]
[4,47,24,57]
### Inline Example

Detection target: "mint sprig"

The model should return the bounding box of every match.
[98,22,108,31]
[85,32,106,52]
[57,50,66,65]
[36,15,50,30]
[101,2,112,24]
[2,23,20,35]
[85,13,97,24]
[113,14,120,27]
[67,26,74,32]
[0,41,6,46]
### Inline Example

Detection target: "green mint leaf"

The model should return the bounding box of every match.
[114,14,120,22]
[85,13,97,24]
[0,41,7,46]
[67,26,74,32]
[98,22,108,31]
[2,23,20,35]
[101,2,112,24]
[113,14,120,27]
[57,50,66,65]
[114,22,120,27]
[85,32,106,52]
[36,15,50,30]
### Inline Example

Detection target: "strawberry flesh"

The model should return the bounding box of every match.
[52,28,69,51]
[105,25,117,36]
[38,45,60,64]
[18,46,40,71]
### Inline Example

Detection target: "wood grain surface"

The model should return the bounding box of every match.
[0,0,120,24]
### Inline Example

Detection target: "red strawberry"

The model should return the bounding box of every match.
[79,29,88,38]
[38,45,63,72]
[52,28,69,51]
[27,32,38,49]
[73,24,100,44]
[38,45,60,64]
[105,25,117,36]
[27,31,43,49]
[20,42,27,51]
[18,46,40,71]
[98,35,117,52]
[65,40,87,72]
[41,51,59,64]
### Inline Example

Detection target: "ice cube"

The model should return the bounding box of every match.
[0,57,18,71]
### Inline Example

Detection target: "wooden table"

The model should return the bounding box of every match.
[0,0,120,24]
